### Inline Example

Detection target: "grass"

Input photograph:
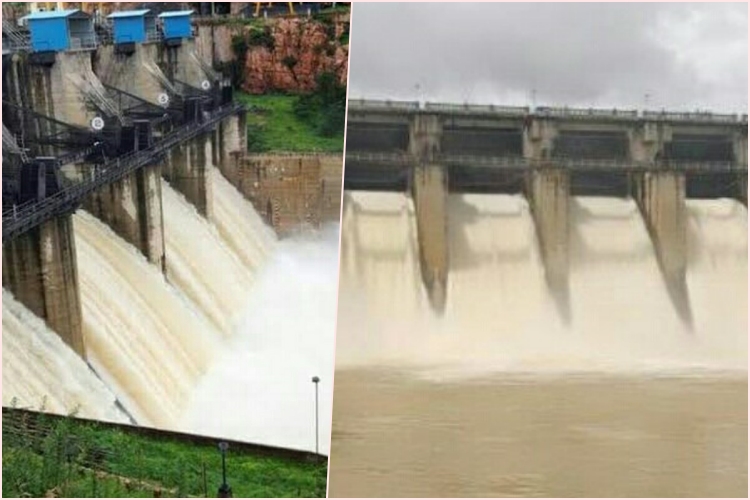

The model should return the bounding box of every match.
[2,412,327,498]
[237,92,345,153]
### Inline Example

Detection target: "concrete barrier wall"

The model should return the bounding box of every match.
[234,154,342,235]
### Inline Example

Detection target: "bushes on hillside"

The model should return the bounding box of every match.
[293,72,346,138]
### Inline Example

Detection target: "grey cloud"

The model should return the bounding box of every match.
[348,2,747,112]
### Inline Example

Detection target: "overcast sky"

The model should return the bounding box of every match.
[348,3,747,113]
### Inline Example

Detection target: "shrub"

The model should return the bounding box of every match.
[247,26,275,50]
[293,72,346,138]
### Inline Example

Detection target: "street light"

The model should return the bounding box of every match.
[217,442,232,498]
[311,376,320,456]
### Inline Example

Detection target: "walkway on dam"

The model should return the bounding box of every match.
[1,102,244,243]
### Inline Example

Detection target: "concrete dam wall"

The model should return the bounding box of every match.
[344,100,748,314]
[2,16,338,452]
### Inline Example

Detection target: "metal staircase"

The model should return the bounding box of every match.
[2,20,30,52]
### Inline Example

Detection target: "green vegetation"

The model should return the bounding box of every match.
[246,25,276,50]
[3,412,327,498]
[293,72,347,138]
[237,88,345,153]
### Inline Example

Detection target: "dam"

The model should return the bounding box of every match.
[2,5,338,454]
[344,99,748,314]
[330,99,748,497]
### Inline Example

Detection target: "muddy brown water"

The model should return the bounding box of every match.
[329,370,747,498]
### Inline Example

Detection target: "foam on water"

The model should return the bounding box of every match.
[336,191,748,379]
[182,224,339,454]
[2,289,129,423]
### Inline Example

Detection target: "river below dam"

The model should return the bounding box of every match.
[329,191,748,497]
[2,167,337,454]
[330,371,747,497]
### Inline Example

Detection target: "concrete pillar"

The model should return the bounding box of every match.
[158,39,217,89]
[733,132,747,204]
[523,118,569,290]
[522,117,558,160]
[83,164,166,272]
[628,121,671,163]
[633,172,690,316]
[629,122,691,321]
[95,43,173,106]
[732,131,747,166]
[163,134,214,219]
[27,51,120,129]
[216,113,246,185]
[527,169,569,288]
[409,114,448,312]
[2,215,85,357]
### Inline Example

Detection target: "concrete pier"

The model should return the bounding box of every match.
[83,165,166,271]
[29,51,120,128]
[3,51,121,157]
[157,39,217,89]
[2,216,85,356]
[409,114,448,311]
[733,132,748,204]
[95,43,174,106]
[163,134,214,219]
[629,121,690,321]
[633,171,690,322]
[215,112,247,186]
[524,118,570,290]
[526,169,569,288]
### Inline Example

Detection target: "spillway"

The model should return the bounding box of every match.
[331,191,748,497]
[211,167,277,271]
[2,290,129,423]
[74,210,222,428]
[182,224,340,453]
[2,163,300,443]
[162,175,274,334]
[336,191,748,375]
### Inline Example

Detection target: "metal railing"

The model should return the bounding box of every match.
[246,152,342,159]
[348,99,420,112]
[535,106,639,120]
[345,151,748,174]
[68,34,98,52]
[349,99,748,125]
[2,102,244,242]
[2,19,31,51]
[424,102,529,116]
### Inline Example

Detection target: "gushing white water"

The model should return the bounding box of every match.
[162,180,271,333]
[182,225,339,454]
[4,167,329,454]
[74,211,221,428]
[336,191,748,379]
[2,290,128,423]
[211,167,277,271]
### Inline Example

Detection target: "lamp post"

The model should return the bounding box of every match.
[312,376,320,456]
[217,442,232,498]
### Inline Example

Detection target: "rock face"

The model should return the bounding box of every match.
[241,18,349,94]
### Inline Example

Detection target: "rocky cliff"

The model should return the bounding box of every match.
[240,17,349,94]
